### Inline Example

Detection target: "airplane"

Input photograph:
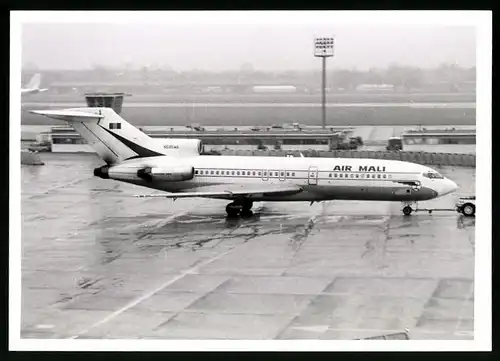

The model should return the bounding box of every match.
[21,73,48,95]
[30,107,459,217]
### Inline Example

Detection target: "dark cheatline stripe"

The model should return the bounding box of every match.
[81,122,119,163]
[100,126,163,158]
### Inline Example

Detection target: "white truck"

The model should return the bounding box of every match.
[455,196,476,217]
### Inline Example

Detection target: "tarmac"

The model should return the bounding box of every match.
[20,153,476,340]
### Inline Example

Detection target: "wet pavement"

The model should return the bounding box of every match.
[20,153,475,340]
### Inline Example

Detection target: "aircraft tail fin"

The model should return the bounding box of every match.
[30,107,166,165]
[25,73,41,89]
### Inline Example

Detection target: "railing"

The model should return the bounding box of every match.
[218,149,476,167]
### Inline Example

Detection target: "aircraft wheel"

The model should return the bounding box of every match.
[226,203,241,217]
[462,203,475,217]
[242,200,253,212]
[402,205,413,216]
[241,209,254,218]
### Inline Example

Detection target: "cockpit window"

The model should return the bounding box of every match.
[423,172,444,179]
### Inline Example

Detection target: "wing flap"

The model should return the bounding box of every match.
[136,184,303,200]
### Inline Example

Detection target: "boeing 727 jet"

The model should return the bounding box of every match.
[31,107,459,217]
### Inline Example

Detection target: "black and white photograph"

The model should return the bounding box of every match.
[10,10,491,351]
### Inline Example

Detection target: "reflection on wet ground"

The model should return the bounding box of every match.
[20,153,475,340]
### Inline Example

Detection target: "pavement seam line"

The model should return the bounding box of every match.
[67,246,235,339]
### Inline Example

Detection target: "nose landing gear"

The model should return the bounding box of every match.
[402,205,413,216]
[226,200,253,217]
[401,201,418,216]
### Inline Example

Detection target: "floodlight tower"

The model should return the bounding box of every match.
[314,37,334,129]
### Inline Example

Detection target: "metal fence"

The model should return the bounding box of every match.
[220,149,476,167]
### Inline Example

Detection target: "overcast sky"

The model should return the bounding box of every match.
[21,17,476,71]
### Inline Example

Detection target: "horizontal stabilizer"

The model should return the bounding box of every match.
[30,109,104,122]
[136,184,303,200]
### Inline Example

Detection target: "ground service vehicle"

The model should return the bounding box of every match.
[455,196,476,217]
[387,137,403,151]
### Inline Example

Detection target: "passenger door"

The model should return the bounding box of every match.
[261,169,269,181]
[279,169,286,182]
[308,166,318,185]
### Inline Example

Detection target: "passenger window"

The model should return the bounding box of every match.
[329,173,332,177]
[334,173,337,178]
[258,172,262,176]
[292,172,295,176]
[211,170,214,175]
[200,170,203,174]
[275,172,278,176]
[280,172,284,177]
[253,171,256,176]
[372,174,376,178]
[264,171,267,176]
[351,174,354,178]
[287,172,290,177]
[383,174,387,178]
[195,170,199,174]
[216,170,219,175]
[339,174,343,178]
[231,171,235,175]
[237,171,240,175]
[377,174,381,178]
[356,174,359,178]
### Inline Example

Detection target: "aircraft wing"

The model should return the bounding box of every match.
[136,184,303,200]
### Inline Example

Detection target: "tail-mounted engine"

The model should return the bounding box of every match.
[93,165,110,179]
[137,166,195,182]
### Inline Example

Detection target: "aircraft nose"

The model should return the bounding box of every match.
[440,178,459,196]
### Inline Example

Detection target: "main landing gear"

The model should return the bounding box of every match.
[226,200,253,218]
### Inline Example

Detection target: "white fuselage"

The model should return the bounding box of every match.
[106,155,457,202]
